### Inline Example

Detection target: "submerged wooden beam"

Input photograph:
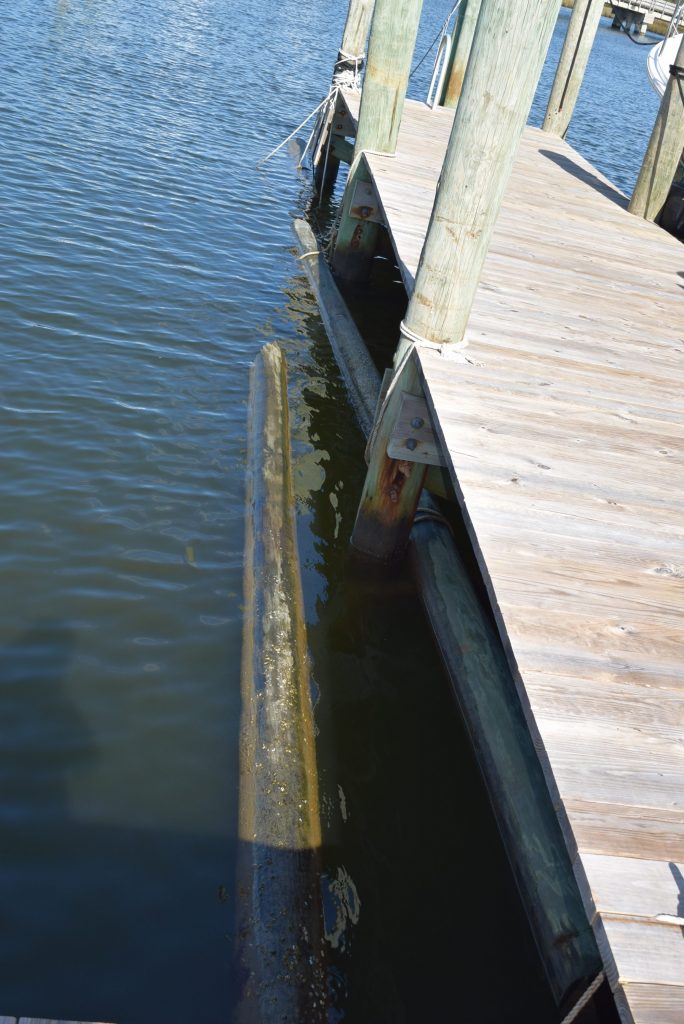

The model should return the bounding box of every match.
[237,343,324,1024]
[629,32,684,221]
[407,509,601,1007]
[543,0,604,138]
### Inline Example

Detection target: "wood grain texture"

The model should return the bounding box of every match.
[629,32,684,220]
[543,0,604,137]
[339,83,684,1024]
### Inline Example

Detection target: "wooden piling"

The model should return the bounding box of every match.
[332,0,424,282]
[629,32,684,221]
[439,0,483,110]
[543,0,604,138]
[314,0,375,196]
[359,0,563,552]
[237,343,324,1024]
[338,0,375,76]
[404,0,562,353]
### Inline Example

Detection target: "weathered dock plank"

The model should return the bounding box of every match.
[338,88,684,1022]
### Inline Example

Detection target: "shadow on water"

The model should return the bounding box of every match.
[0,622,237,1024]
[0,622,92,813]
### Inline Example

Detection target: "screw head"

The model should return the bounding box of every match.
[406,437,418,452]
[411,417,424,429]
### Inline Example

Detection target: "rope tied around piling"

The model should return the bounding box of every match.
[558,972,606,1024]
[399,319,470,360]
[669,63,684,80]
[335,48,366,90]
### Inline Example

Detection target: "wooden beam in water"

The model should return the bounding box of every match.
[543,0,604,138]
[629,32,684,221]
[237,343,324,1024]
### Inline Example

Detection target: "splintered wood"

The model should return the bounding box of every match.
[341,89,684,1024]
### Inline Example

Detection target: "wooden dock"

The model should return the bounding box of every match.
[340,87,684,1024]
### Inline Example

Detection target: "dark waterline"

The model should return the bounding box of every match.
[0,2,660,1021]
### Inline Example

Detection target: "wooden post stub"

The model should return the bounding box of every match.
[543,0,604,137]
[629,32,684,221]
[350,351,428,562]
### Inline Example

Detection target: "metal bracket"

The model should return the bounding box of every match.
[331,109,355,137]
[350,180,384,224]
[387,393,446,466]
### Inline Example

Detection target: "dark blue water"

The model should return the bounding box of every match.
[0,2,661,1021]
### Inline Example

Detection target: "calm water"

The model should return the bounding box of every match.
[0,2,660,1021]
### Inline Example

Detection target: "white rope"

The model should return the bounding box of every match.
[297,250,321,260]
[559,972,605,1024]
[333,49,365,90]
[410,0,464,81]
[399,319,468,353]
[257,92,335,169]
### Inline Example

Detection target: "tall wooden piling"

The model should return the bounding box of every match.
[543,0,604,137]
[629,32,684,221]
[314,0,376,196]
[439,0,483,109]
[352,0,564,558]
[396,0,563,358]
[237,343,324,1024]
[338,0,375,78]
[332,0,424,281]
